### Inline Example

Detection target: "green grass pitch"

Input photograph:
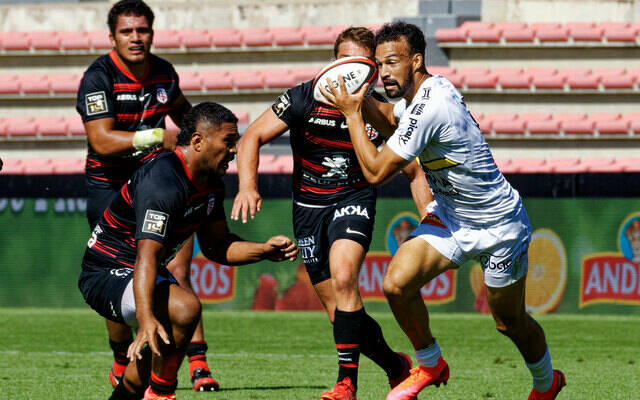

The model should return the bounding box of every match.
[1,309,639,399]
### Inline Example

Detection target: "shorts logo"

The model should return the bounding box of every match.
[142,209,169,237]
[398,117,418,146]
[110,268,133,278]
[478,252,516,272]
[86,91,108,115]
[333,205,370,221]
[272,92,291,117]
[156,88,168,104]
[297,236,318,262]
[411,103,425,115]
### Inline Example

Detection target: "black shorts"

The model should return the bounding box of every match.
[86,184,119,229]
[78,253,177,324]
[293,190,376,285]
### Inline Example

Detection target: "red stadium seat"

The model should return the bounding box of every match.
[177,71,203,92]
[494,22,528,31]
[598,22,631,30]
[531,72,564,89]
[301,26,335,45]
[271,27,305,46]
[560,116,595,135]
[23,158,53,175]
[617,157,640,172]
[502,27,535,42]
[52,157,84,174]
[5,117,38,137]
[481,113,517,134]
[179,29,212,49]
[234,111,250,126]
[547,157,582,173]
[164,116,179,133]
[153,30,181,49]
[28,31,61,50]
[600,74,634,89]
[0,75,20,94]
[1,32,30,51]
[50,74,81,94]
[459,21,494,33]
[532,23,568,42]
[271,154,294,173]
[468,27,502,43]
[493,115,525,135]
[0,159,25,174]
[65,116,85,136]
[463,71,498,89]
[242,28,274,47]
[568,25,603,42]
[257,154,279,173]
[37,117,68,136]
[59,31,91,50]
[87,30,111,50]
[19,75,51,94]
[589,113,627,136]
[511,158,548,173]
[231,70,265,89]
[527,118,560,135]
[581,157,617,172]
[264,69,296,89]
[428,66,456,77]
[565,73,599,90]
[494,158,516,174]
[292,67,321,83]
[210,29,242,47]
[524,67,558,79]
[435,28,467,42]
[603,26,638,42]
[498,70,531,89]
[0,119,6,137]
[200,71,233,91]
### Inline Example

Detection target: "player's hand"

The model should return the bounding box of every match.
[319,75,368,120]
[263,235,298,262]
[127,315,170,360]
[162,129,178,151]
[231,189,262,223]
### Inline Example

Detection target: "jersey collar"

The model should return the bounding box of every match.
[174,149,206,192]
[109,50,151,83]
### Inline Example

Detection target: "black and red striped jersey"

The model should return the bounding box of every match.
[271,80,384,205]
[76,50,183,191]
[84,150,225,270]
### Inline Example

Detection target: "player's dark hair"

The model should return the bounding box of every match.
[375,21,427,61]
[177,102,238,146]
[334,26,375,57]
[108,0,155,35]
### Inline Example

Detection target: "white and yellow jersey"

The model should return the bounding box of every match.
[386,75,521,226]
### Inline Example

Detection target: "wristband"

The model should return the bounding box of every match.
[132,128,164,151]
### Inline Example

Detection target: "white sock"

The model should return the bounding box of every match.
[415,341,441,368]
[525,348,554,392]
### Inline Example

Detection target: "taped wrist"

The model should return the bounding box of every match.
[132,128,164,150]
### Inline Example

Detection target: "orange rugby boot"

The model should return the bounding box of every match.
[320,377,357,400]
[143,387,176,400]
[528,370,566,400]
[388,352,413,389]
[385,356,449,400]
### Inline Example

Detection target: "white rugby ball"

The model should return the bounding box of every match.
[313,56,378,103]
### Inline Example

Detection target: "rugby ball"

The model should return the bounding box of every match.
[313,56,378,103]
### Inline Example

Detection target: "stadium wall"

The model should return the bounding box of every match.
[483,0,640,23]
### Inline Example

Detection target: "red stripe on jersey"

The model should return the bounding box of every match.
[92,242,116,258]
[113,83,142,91]
[121,185,132,206]
[116,259,135,268]
[293,179,343,194]
[116,105,172,122]
[310,107,341,117]
[140,147,163,162]
[88,175,115,182]
[304,131,353,149]
[293,153,327,173]
[109,50,150,83]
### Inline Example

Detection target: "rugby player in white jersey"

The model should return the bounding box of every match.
[319,21,565,400]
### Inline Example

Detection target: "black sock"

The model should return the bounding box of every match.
[334,308,365,390]
[109,381,138,400]
[109,338,133,367]
[150,371,177,394]
[187,341,208,360]
[359,312,405,379]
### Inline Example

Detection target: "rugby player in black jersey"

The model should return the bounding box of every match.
[76,0,217,392]
[232,27,432,400]
[79,102,298,400]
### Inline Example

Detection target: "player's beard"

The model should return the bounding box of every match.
[384,71,413,99]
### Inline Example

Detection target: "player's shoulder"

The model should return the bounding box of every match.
[148,53,178,74]
[82,54,113,79]
[289,79,314,102]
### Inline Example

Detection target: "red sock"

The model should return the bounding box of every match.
[149,371,177,395]
[112,360,127,377]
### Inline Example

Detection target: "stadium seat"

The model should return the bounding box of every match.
[511,158,548,173]
[301,26,336,45]
[179,29,212,49]
[234,111,250,126]
[200,71,233,91]
[501,25,535,42]
[494,158,517,174]
[521,113,557,135]
[242,28,274,47]
[617,157,640,172]
[623,113,640,134]
[87,30,111,50]
[50,74,81,94]
[164,116,179,133]
[560,113,595,135]
[1,32,30,50]
[531,72,564,89]
[271,154,294,173]
[568,24,603,42]
[264,69,296,89]
[258,154,279,173]
[37,117,68,136]
[231,70,265,89]
[52,157,84,174]
[547,157,582,173]
[28,31,61,50]
[0,75,20,94]
[177,71,203,92]
[19,75,51,94]
[0,159,25,174]
[23,158,54,174]
[5,117,38,137]
[210,29,242,47]
[497,70,531,89]
[531,23,568,42]
[603,25,638,42]
[292,67,321,83]
[468,26,502,43]
[462,70,498,89]
[565,72,599,89]
[492,114,525,135]
[59,31,91,50]
[435,27,467,42]
[65,116,85,136]
[271,27,305,46]
[581,157,618,172]
[153,30,181,49]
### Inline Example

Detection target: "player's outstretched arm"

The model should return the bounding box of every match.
[128,239,170,360]
[198,219,298,265]
[232,109,288,223]
[401,160,433,216]
[85,117,171,156]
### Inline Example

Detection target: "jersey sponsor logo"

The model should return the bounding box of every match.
[85,91,108,115]
[142,209,169,237]
[365,123,379,141]
[421,87,431,100]
[116,93,138,101]
[333,205,370,221]
[308,117,336,127]
[321,155,350,179]
[411,103,425,116]
[297,235,318,263]
[156,88,168,104]
[346,227,367,237]
[272,92,291,117]
[340,122,348,129]
[398,117,418,146]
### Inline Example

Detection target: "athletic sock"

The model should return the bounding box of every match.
[109,338,132,376]
[525,347,554,392]
[187,341,210,376]
[334,308,364,390]
[359,311,405,379]
[149,371,178,395]
[415,340,441,368]
[108,381,138,400]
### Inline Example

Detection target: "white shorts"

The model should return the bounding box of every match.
[121,279,138,327]
[410,201,531,288]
